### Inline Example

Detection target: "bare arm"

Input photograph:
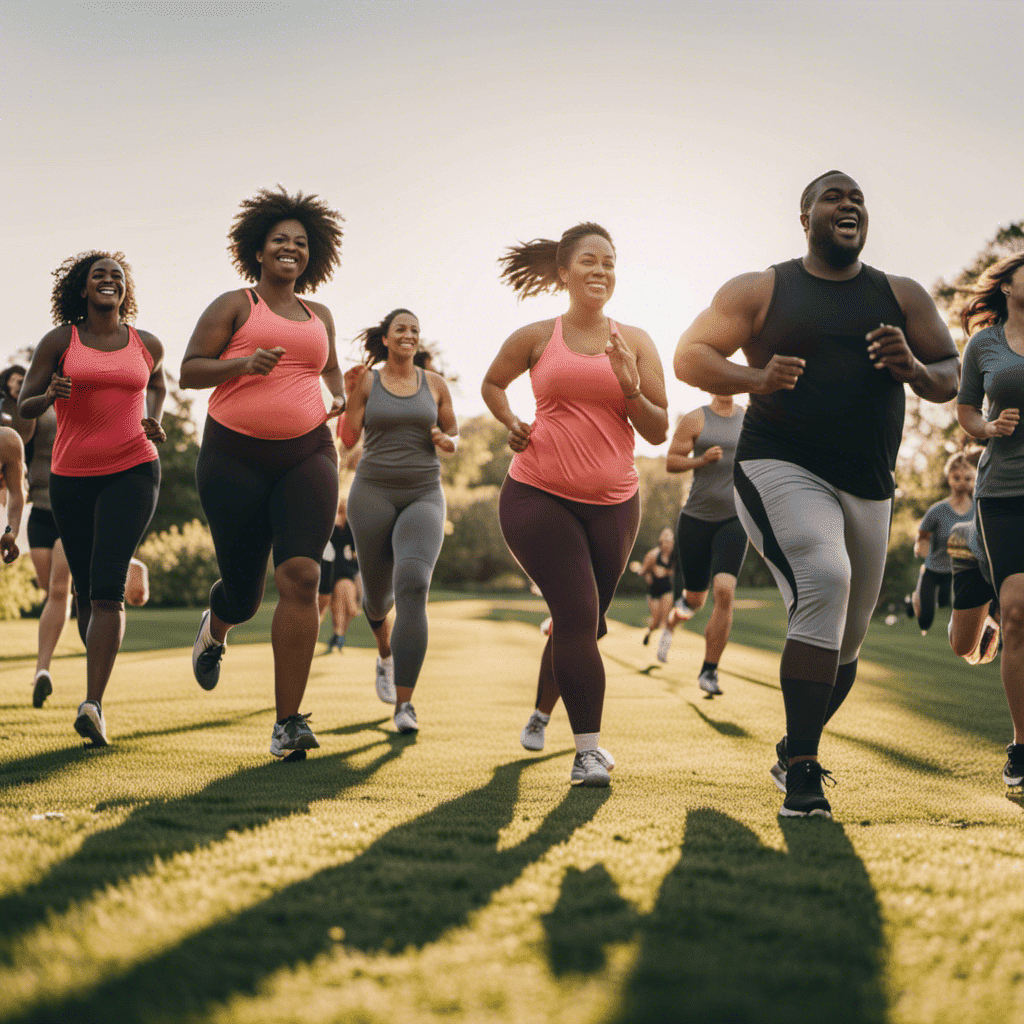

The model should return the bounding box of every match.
[481,322,549,452]
[675,271,806,395]
[957,403,1019,440]
[18,327,73,420]
[666,408,708,473]
[914,530,931,560]
[309,302,346,421]
[339,366,371,450]
[871,276,960,403]
[0,427,25,562]
[612,326,668,445]
[429,373,459,454]
[179,291,283,390]
[137,330,167,443]
[1,398,35,447]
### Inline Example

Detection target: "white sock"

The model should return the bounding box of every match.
[574,732,600,754]
[534,710,550,723]
[199,613,218,649]
[380,654,393,666]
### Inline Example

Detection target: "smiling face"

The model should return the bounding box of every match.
[257,219,309,282]
[559,234,616,307]
[659,528,674,554]
[948,464,976,497]
[384,312,420,360]
[801,174,868,269]
[81,258,127,313]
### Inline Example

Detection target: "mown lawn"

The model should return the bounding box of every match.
[1,592,1021,1024]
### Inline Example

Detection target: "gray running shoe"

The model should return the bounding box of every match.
[394,702,418,733]
[1003,743,1024,786]
[521,710,547,751]
[570,749,612,787]
[270,713,319,758]
[698,667,722,695]
[770,736,788,792]
[192,610,225,691]
[32,670,53,709]
[656,629,672,663]
[375,655,396,704]
[74,700,108,747]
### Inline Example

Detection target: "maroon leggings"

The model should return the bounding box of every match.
[498,476,641,734]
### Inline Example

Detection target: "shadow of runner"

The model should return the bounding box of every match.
[607,809,886,1024]
[0,731,404,962]
[11,754,608,1024]
[687,702,750,738]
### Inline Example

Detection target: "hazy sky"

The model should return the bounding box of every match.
[4,0,1022,451]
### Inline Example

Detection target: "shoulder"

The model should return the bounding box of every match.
[38,324,74,356]
[613,321,656,352]
[510,318,557,345]
[678,405,705,433]
[134,328,164,363]
[713,268,776,313]
[425,368,450,394]
[304,299,334,328]
[883,272,933,312]
[963,325,998,357]
[0,424,24,458]
[205,289,252,317]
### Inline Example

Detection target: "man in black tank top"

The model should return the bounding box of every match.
[674,171,959,819]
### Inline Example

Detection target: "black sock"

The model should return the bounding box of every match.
[823,659,857,726]
[781,677,833,758]
[701,660,718,675]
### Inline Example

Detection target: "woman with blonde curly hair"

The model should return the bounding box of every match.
[181,186,346,760]
[19,251,166,746]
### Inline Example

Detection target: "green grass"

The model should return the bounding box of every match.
[1,592,1023,1023]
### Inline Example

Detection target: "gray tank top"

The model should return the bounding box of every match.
[682,405,743,522]
[355,368,441,487]
[27,407,57,510]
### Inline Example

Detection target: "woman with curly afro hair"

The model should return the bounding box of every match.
[482,222,668,787]
[19,251,166,747]
[180,186,346,760]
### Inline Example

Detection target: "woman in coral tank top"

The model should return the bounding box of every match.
[19,251,166,747]
[482,223,669,787]
[180,187,346,761]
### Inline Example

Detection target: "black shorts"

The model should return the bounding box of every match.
[952,563,996,611]
[648,575,672,598]
[27,506,60,550]
[319,558,358,595]
[977,495,1024,595]
[675,512,748,594]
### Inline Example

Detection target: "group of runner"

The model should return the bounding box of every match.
[3,173,1023,818]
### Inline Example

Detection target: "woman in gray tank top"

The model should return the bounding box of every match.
[339,309,459,735]
[1,366,74,709]
[665,393,748,696]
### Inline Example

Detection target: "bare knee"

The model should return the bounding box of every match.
[685,590,708,612]
[275,559,321,604]
[711,580,736,613]
[1002,600,1024,647]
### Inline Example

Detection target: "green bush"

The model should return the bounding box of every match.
[0,556,44,620]
[137,520,221,608]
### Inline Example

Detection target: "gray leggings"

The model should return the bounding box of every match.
[347,474,446,692]
[734,459,891,663]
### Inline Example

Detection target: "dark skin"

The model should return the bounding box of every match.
[674,173,960,767]
[179,218,345,721]
[18,257,166,707]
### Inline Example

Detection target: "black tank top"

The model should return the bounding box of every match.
[737,258,906,499]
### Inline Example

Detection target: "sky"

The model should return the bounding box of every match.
[3,0,1022,452]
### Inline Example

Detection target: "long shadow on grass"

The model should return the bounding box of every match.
[10,754,606,1024]
[606,809,886,1024]
[0,728,403,962]
[828,730,942,776]
[687,702,750,738]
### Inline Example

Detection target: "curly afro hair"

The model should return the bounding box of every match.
[50,251,137,325]
[228,186,344,293]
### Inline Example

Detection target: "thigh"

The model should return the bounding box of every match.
[49,474,100,598]
[676,511,715,592]
[347,476,400,611]
[29,546,53,593]
[579,491,641,616]
[838,490,892,662]
[391,485,446,570]
[269,451,339,566]
[977,498,1024,595]
[709,516,749,580]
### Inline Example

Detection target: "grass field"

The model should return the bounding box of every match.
[1,592,1022,1024]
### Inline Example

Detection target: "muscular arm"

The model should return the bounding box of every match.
[665,408,706,473]
[879,276,960,403]
[675,271,804,395]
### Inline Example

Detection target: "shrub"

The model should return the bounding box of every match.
[137,520,221,607]
[0,556,44,620]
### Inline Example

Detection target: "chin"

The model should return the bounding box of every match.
[820,239,864,268]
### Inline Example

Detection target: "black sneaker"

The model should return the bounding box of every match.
[780,760,834,819]
[192,610,225,691]
[1003,743,1024,787]
[903,594,915,619]
[32,670,53,709]
[770,735,788,792]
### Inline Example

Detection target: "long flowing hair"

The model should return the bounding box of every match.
[961,253,1024,336]
[498,222,614,299]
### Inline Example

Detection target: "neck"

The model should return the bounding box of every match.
[1005,305,1024,336]
[384,353,416,376]
[83,307,122,335]
[255,276,298,306]
[802,250,862,282]
[709,396,734,415]
[564,300,607,330]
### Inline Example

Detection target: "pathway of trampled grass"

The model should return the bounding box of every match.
[0,596,1022,1024]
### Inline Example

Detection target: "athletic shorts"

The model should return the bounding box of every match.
[27,506,60,550]
[648,574,672,598]
[952,563,996,611]
[977,495,1024,595]
[319,557,358,594]
[675,511,748,593]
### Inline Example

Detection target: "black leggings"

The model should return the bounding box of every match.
[498,476,640,734]
[915,567,951,631]
[196,417,338,625]
[49,459,160,603]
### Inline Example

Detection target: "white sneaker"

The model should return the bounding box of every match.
[656,629,672,663]
[74,700,108,747]
[698,668,723,695]
[570,749,611,786]
[270,713,319,758]
[521,710,548,751]
[375,655,396,704]
[670,597,696,624]
[394,701,418,733]
[540,617,552,637]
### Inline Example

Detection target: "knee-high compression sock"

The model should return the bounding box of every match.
[823,659,857,726]
[781,678,833,758]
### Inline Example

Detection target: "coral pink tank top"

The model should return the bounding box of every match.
[508,317,639,504]
[207,290,329,439]
[51,326,158,476]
